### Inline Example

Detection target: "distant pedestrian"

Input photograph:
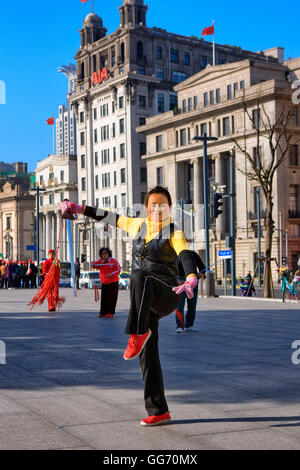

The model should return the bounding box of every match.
[91,248,120,318]
[0,261,7,289]
[75,257,81,290]
[7,261,15,289]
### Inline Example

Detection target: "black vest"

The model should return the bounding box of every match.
[131,221,179,281]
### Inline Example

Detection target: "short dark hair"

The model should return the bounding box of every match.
[144,185,172,207]
[99,247,112,258]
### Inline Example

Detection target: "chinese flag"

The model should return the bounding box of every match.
[47,117,54,125]
[201,24,214,37]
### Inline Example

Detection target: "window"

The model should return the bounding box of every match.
[188,97,192,111]
[180,128,187,146]
[157,93,165,113]
[60,193,64,203]
[201,56,208,68]
[157,46,163,60]
[39,175,43,186]
[102,173,110,188]
[81,154,85,169]
[170,95,178,111]
[227,85,232,100]
[95,151,98,166]
[216,88,221,104]
[289,185,299,213]
[120,143,125,158]
[170,49,178,63]
[102,197,111,208]
[172,71,187,84]
[137,41,143,60]
[184,52,190,65]
[80,111,84,123]
[96,198,99,208]
[6,217,11,230]
[232,115,235,134]
[195,125,199,137]
[60,171,64,183]
[40,196,43,206]
[114,171,117,186]
[49,172,54,183]
[201,123,207,135]
[193,96,198,110]
[94,128,98,143]
[112,101,115,113]
[101,149,110,164]
[252,109,261,129]
[95,175,99,190]
[120,168,126,184]
[209,90,214,105]
[182,99,186,113]
[240,80,245,90]
[156,68,164,79]
[114,195,118,209]
[140,142,146,156]
[139,95,146,108]
[139,117,146,125]
[80,132,85,146]
[121,193,126,208]
[253,146,262,168]
[140,167,147,183]
[203,92,208,107]
[138,66,145,75]
[289,144,299,166]
[233,82,238,97]
[101,125,109,140]
[93,108,97,120]
[112,122,116,138]
[156,135,163,152]
[113,147,117,161]
[119,96,124,109]
[217,119,221,137]
[49,194,54,205]
[222,117,230,136]
[156,167,163,185]
[81,177,86,191]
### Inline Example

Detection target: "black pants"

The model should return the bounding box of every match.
[100,282,119,316]
[125,269,181,416]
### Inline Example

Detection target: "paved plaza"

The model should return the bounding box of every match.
[0,288,300,450]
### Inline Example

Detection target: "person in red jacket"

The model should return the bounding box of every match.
[91,247,120,318]
[42,249,56,312]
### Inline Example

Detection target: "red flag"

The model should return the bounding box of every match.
[201,24,214,37]
[81,0,89,3]
[47,117,54,125]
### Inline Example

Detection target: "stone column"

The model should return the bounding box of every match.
[191,157,203,234]
[45,213,51,255]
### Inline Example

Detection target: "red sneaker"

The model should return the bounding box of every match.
[140,412,171,427]
[104,313,114,318]
[123,329,152,360]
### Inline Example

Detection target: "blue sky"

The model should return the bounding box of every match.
[0,0,299,172]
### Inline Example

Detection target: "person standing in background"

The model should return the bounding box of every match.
[91,248,120,318]
[75,257,81,290]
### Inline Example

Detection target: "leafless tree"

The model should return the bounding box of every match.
[232,100,294,298]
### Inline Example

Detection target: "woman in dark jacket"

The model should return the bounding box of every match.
[61,186,197,426]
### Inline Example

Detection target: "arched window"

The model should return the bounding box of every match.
[137,41,143,60]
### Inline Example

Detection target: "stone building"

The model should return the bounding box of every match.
[34,155,78,261]
[0,162,35,261]
[137,56,300,281]
[70,0,280,268]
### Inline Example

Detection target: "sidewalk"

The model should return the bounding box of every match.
[0,289,300,450]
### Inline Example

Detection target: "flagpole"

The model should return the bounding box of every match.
[53,121,55,154]
[213,20,215,66]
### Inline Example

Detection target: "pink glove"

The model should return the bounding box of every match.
[61,199,83,219]
[172,276,198,299]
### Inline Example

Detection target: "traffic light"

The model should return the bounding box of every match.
[212,193,223,219]
[81,254,86,263]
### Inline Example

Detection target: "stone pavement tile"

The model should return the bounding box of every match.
[0,394,28,415]
[62,419,220,450]
[0,412,85,450]
[196,426,300,450]
[19,394,138,427]
[86,386,144,406]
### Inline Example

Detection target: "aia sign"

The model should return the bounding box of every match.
[91,68,109,86]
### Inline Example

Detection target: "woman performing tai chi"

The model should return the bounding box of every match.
[61,186,198,426]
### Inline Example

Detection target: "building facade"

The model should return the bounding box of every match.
[34,155,78,261]
[70,0,281,268]
[0,163,35,261]
[56,64,77,156]
[138,57,300,281]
